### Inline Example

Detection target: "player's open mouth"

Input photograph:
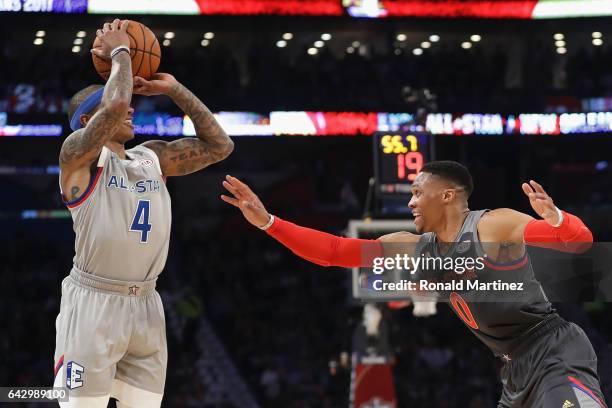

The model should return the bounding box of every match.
[125,119,134,127]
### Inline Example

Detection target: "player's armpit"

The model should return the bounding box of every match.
[142,138,233,177]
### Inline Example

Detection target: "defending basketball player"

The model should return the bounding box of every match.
[222,162,606,407]
[54,19,233,407]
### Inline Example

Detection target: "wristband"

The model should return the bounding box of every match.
[259,214,275,231]
[552,207,564,228]
[111,45,130,59]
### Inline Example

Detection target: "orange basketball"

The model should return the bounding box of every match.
[92,20,161,80]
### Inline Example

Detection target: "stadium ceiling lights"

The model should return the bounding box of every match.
[396,33,407,42]
[555,40,566,47]
[164,32,175,40]
[162,39,171,47]
[276,40,287,48]
[421,41,431,49]
[429,34,440,42]
[556,47,567,54]
[321,33,332,41]
[35,30,45,37]
[204,32,215,40]
[282,32,294,40]
[72,45,81,53]
[413,48,423,56]
[593,38,604,46]
[592,32,603,39]
[201,39,210,47]
[553,33,564,40]
[73,38,83,45]
[307,47,318,55]
[314,40,325,48]
[346,46,355,54]
[352,41,361,48]
[76,31,86,38]
[461,42,472,49]
[33,38,44,45]
[470,34,482,42]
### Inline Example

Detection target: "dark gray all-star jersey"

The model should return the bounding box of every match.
[61,145,171,281]
[417,210,556,358]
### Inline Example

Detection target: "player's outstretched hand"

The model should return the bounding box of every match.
[221,175,272,228]
[133,73,178,96]
[91,19,130,60]
[521,180,561,226]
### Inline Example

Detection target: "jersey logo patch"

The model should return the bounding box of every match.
[128,285,140,296]
[562,400,575,408]
[139,159,153,167]
[66,361,84,390]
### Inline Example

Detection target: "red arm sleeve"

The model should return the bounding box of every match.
[524,211,593,252]
[265,217,383,268]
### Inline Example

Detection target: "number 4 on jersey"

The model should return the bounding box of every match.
[130,200,152,243]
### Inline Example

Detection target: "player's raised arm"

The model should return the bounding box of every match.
[480,180,592,251]
[137,74,234,176]
[221,175,419,267]
[60,19,132,171]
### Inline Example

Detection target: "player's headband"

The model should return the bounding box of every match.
[69,87,105,132]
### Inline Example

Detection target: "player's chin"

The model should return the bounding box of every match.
[117,124,135,141]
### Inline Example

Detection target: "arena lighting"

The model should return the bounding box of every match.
[593,38,604,46]
[554,33,565,40]
[71,46,80,53]
[307,47,318,55]
[556,47,567,54]
[347,46,355,54]
[33,38,44,45]
[421,41,431,49]
[396,33,407,42]
[163,32,175,39]
[282,33,293,40]
[314,40,324,48]
[35,30,45,37]
[470,34,482,42]
[321,33,332,41]
[413,48,423,56]
[592,32,603,38]
[276,40,287,48]
[555,40,566,47]
[429,34,440,42]
[76,31,86,38]
[461,42,472,49]
[162,39,171,47]
[204,32,215,40]
[394,49,401,55]
[352,41,361,48]
[73,38,83,45]
[201,39,210,47]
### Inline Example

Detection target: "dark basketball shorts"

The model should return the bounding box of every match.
[498,318,606,408]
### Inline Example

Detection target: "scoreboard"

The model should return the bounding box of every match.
[373,132,433,197]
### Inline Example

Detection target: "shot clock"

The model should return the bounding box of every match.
[373,132,433,197]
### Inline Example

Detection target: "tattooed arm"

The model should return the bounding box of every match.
[59,19,132,200]
[137,74,234,176]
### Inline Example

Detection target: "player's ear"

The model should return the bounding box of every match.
[442,189,455,202]
[80,114,90,127]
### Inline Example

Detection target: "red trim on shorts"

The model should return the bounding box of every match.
[54,355,64,378]
[63,167,103,209]
[568,376,606,407]
[482,254,528,271]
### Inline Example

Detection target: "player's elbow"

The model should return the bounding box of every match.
[215,138,234,161]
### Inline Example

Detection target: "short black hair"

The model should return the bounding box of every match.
[421,161,474,197]
[67,84,104,123]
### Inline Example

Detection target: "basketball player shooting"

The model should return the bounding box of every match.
[54,19,234,407]
[222,162,606,407]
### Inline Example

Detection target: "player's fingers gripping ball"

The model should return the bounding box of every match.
[92,19,161,80]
